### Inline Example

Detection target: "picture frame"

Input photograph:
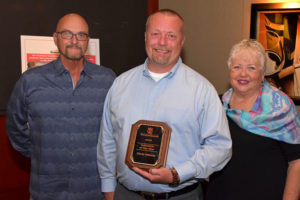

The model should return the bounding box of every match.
[20,35,100,73]
[250,3,300,105]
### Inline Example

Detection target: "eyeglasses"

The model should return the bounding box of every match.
[56,30,89,41]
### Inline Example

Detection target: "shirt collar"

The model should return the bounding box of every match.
[143,57,182,79]
[53,56,94,78]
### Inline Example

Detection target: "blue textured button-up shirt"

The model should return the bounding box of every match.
[97,58,232,193]
[6,57,115,200]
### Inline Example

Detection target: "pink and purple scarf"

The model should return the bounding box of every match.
[223,81,300,144]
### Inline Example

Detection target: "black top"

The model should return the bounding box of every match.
[205,117,300,200]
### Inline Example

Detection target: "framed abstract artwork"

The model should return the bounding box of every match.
[250,3,300,104]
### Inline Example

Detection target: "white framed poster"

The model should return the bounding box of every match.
[20,35,100,73]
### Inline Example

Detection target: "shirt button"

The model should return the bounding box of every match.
[71,107,75,110]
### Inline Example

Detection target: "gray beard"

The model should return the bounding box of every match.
[152,56,169,65]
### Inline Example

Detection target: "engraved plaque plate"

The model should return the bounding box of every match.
[125,120,171,171]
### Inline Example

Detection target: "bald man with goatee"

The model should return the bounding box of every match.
[6,13,115,200]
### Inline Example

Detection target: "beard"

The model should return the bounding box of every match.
[151,48,171,65]
[64,44,84,60]
[151,55,170,65]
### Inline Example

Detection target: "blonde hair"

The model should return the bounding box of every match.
[227,39,266,73]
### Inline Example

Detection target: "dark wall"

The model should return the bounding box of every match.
[0,0,147,114]
[0,116,30,200]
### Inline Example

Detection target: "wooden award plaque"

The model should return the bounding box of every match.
[125,120,171,171]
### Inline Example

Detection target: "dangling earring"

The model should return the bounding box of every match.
[261,75,265,84]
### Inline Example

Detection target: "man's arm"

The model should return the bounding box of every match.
[133,86,232,184]
[6,76,31,157]
[175,87,232,183]
[283,159,300,200]
[97,88,117,194]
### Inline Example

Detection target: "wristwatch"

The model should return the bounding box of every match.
[169,168,180,187]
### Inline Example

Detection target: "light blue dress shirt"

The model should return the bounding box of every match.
[97,58,232,193]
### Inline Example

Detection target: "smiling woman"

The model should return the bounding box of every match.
[205,39,300,200]
[228,41,265,110]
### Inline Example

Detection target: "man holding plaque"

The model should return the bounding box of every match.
[98,9,232,200]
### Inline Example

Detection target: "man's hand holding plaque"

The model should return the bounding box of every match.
[125,120,171,171]
[132,167,174,184]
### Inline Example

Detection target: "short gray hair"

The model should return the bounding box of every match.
[227,39,266,73]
